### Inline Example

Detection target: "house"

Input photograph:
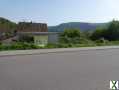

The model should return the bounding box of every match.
[17,22,59,46]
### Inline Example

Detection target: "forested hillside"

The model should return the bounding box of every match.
[48,22,108,32]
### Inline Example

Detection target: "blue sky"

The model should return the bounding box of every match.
[0,0,119,26]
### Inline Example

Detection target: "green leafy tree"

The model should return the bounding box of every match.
[0,17,17,39]
[90,20,119,41]
[82,31,92,39]
[90,28,106,40]
[105,20,119,40]
[0,17,17,31]
[60,28,81,44]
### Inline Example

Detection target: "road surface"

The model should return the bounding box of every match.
[0,48,119,90]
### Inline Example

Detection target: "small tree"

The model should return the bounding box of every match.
[82,31,92,39]
[90,28,106,40]
[105,20,119,40]
[60,28,81,44]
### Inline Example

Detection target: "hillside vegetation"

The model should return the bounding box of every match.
[56,20,119,48]
[48,22,108,32]
[0,17,17,32]
[0,17,17,40]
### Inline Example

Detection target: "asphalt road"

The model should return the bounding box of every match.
[0,48,119,90]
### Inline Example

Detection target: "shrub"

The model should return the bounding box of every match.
[60,28,81,44]
[0,42,39,51]
[45,43,57,48]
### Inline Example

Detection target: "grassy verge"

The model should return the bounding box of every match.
[0,41,119,51]
[0,42,39,51]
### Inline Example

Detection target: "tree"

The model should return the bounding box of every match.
[82,31,92,39]
[91,20,119,41]
[0,17,17,32]
[105,20,119,40]
[0,17,17,39]
[90,28,106,40]
[60,28,81,44]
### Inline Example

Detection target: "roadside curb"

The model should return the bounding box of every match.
[0,46,119,57]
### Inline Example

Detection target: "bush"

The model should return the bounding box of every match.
[45,43,57,48]
[95,38,109,46]
[107,41,119,46]
[0,42,39,51]
[60,28,81,44]
[57,43,72,48]
[0,42,2,45]
[90,28,107,40]
[45,43,73,48]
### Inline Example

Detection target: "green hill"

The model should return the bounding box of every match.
[48,22,108,32]
[0,17,17,32]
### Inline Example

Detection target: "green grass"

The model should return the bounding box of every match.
[1,40,119,51]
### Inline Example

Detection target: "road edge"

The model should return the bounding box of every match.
[0,46,119,57]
